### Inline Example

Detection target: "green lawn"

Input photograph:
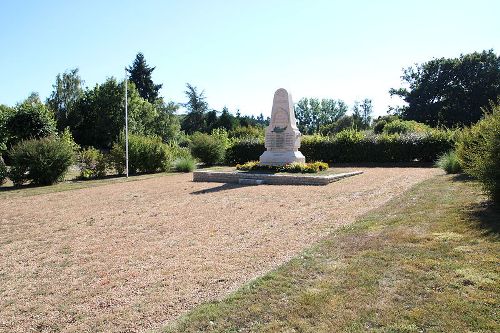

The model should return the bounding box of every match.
[165,175,499,333]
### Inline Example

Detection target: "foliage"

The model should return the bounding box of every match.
[295,98,348,134]
[181,83,209,134]
[8,136,75,186]
[225,138,264,165]
[6,93,57,149]
[229,126,264,140]
[189,132,226,165]
[390,50,500,127]
[236,161,328,173]
[352,98,373,129]
[383,119,430,135]
[456,102,500,203]
[153,101,181,142]
[110,133,172,174]
[0,104,15,153]
[372,115,400,134]
[69,79,176,148]
[319,115,355,136]
[46,68,84,130]
[126,52,162,103]
[78,147,107,179]
[227,129,454,165]
[0,155,6,185]
[435,150,462,174]
[174,156,197,172]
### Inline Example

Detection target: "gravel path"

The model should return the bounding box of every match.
[0,167,441,332]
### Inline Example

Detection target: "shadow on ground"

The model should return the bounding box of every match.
[465,200,500,237]
[191,183,252,195]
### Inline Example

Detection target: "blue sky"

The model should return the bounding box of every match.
[1,0,499,117]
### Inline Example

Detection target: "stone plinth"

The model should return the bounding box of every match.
[260,88,305,166]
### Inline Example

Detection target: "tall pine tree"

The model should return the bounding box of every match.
[126,52,162,103]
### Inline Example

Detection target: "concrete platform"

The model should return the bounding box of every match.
[193,170,363,186]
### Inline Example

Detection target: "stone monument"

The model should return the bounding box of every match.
[259,88,305,166]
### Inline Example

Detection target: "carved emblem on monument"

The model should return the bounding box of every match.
[259,88,306,166]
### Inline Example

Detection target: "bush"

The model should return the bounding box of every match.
[0,155,7,185]
[229,126,264,140]
[6,94,57,149]
[236,161,328,173]
[110,134,172,174]
[78,147,107,179]
[383,119,430,135]
[175,156,197,172]
[435,151,462,174]
[8,136,75,186]
[227,129,454,165]
[225,138,264,165]
[456,102,500,203]
[190,132,226,165]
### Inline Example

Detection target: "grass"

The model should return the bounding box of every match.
[165,175,499,333]
[0,167,174,199]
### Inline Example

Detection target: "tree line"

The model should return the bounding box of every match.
[1,49,498,155]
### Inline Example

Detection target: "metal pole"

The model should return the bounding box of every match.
[125,69,129,178]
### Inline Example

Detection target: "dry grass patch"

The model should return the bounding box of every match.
[0,167,438,332]
[166,175,499,333]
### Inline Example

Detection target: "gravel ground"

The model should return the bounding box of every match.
[0,167,441,332]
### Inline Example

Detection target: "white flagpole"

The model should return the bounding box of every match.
[124,69,129,178]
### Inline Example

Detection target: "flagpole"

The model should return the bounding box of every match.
[124,69,129,178]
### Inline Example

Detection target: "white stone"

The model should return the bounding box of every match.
[259,88,305,166]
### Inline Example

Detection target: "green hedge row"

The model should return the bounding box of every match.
[225,131,455,165]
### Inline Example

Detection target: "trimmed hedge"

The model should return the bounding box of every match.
[225,130,454,165]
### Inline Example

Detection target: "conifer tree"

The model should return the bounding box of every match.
[126,52,162,103]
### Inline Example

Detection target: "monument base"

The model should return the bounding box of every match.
[259,150,305,166]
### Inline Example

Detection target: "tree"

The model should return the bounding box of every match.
[6,93,57,148]
[47,68,84,130]
[126,52,163,103]
[295,98,348,134]
[0,104,14,153]
[152,101,181,142]
[181,83,208,134]
[69,79,163,148]
[390,50,500,127]
[352,98,373,129]
[216,106,237,131]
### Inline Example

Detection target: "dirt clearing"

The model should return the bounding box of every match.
[0,167,441,332]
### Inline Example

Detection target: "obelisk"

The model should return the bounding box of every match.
[259,88,305,166]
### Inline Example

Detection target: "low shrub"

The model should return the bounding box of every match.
[8,136,75,186]
[435,150,462,174]
[0,155,7,185]
[175,156,197,172]
[236,161,328,173]
[456,102,500,203]
[110,134,172,174]
[78,147,107,179]
[190,132,226,166]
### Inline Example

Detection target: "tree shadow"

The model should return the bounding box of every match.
[449,173,474,182]
[464,200,500,237]
[191,183,252,195]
